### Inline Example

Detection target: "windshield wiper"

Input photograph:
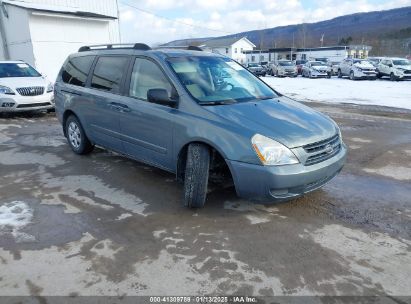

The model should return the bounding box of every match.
[199,100,237,106]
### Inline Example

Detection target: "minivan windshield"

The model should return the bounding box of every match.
[167,56,277,104]
[0,62,41,78]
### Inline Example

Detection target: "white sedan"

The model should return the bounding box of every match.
[302,61,331,78]
[0,61,54,112]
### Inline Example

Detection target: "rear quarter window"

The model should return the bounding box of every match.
[61,56,95,87]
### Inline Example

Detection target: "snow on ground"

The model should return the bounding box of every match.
[263,76,411,110]
[0,201,34,243]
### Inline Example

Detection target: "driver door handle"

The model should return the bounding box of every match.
[109,102,131,113]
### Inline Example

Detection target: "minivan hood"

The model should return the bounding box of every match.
[0,77,48,89]
[205,97,338,148]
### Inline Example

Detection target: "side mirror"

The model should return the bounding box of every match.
[388,64,393,67]
[147,89,178,107]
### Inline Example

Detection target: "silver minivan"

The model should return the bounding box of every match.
[55,44,347,208]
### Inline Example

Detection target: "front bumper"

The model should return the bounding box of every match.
[252,70,266,76]
[0,93,54,112]
[354,70,377,79]
[278,70,298,77]
[227,144,347,202]
[396,73,411,80]
[310,70,329,77]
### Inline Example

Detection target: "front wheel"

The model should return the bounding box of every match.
[65,115,94,155]
[390,73,397,81]
[349,71,356,80]
[338,69,342,78]
[183,143,210,208]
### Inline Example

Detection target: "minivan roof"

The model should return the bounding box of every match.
[73,45,223,60]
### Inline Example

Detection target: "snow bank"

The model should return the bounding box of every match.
[0,201,35,243]
[262,76,411,110]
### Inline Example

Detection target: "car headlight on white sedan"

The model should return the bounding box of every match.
[252,134,299,166]
[0,85,15,95]
[47,83,54,93]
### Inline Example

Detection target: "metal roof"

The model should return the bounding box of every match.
[2,0,117,19]
[200,36,255,48]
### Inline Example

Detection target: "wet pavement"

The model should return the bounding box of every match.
[0,103,410,298]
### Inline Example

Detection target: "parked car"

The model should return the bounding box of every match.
[337,58,377,80]
[295,60,307,75]
[55,44,346,208]
[246,63,266,76]
[0,61,54,113]
[269,61,298,77]
[302,61,331,78]
[377,58,411,81]
[367,57,384,68]
[330,61,341,76]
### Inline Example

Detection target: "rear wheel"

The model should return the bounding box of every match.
[183,143,210,208]
[65,115,94,155]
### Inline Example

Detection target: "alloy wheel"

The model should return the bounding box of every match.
[68,121,81,149]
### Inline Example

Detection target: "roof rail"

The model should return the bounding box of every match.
[156,45,203,51]
[78,43,151,52]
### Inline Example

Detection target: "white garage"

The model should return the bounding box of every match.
[0,0,120,81]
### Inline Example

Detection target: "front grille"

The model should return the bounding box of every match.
[16,86,44,96]
[404,70,411,74]
[304,134,341,166]
[16,102,51,108]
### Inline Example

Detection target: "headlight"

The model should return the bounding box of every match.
[337,127,343,143]
[0,85,15,95]
[47,83,54,93]
[251,134,299,166]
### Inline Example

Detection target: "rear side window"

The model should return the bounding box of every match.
[61,56,95,87]
[91,56,129,93]
[129,58,172,100]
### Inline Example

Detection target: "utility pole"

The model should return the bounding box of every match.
[0,0,10,60]
[320,34,324,47]
[115,0,122,43]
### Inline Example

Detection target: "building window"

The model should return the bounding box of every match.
[235,48,238,53]
[301,54,306,60]
[225,48,228,54]
[251,56,255,62]
[260,55,264,61]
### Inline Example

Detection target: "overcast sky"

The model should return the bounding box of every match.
[118,0,411,45]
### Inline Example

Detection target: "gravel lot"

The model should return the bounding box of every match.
[0,102,411,300]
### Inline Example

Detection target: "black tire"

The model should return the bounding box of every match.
[65,115,94,155]
[390,73,397,81]
[338,69,342,78]
[349,71,355,81]
[183,143,210,208]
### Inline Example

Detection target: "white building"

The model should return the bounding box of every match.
[245,45,372,64]
[0,0,120,81]
[198,36,255,64]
